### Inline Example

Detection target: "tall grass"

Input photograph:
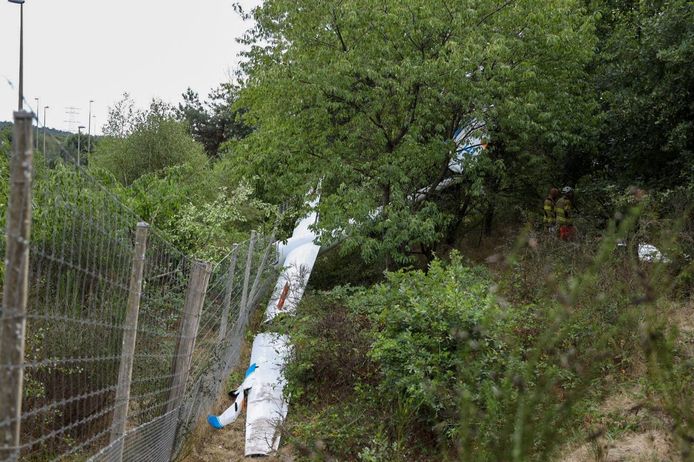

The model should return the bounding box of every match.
[278,205,694,461]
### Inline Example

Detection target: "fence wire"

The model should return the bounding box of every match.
[173,236,277,459]
[0,112,279,462]
[21,164,143,461]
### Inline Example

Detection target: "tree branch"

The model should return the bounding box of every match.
[477,0,516,27]
[331,8,349,52]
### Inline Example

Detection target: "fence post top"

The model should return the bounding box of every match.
[194,260,213,273]
[13,110,33,120]
[136,221,150,229]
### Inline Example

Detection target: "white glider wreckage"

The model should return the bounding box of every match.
[207,199,320,456]
[206,123,488,456]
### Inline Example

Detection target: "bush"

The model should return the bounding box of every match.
[91,114,207,185]
[353,259,502,435]
[283,230,694,461]
[282,291,381,460]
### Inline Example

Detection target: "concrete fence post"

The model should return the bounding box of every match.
[238,231,257,327]
[0,111,34,462]
[218,245,239,342]
[108,222,149,460]
[166,260,212,414]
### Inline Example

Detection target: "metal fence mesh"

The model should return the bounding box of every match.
[91,410,178,462]
[20,165,142,461]
[173,236,277,459]
[0,119,278,462]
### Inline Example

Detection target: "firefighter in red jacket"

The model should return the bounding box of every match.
[555,186,576,240]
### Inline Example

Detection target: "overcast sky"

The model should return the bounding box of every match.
[0,0,260,134]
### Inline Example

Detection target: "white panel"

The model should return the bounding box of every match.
[265,242,321,322]
[245,333,291,456]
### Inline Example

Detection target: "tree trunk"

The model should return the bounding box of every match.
[483,202,495,237]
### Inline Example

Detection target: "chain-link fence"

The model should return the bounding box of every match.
[0,111,278,462]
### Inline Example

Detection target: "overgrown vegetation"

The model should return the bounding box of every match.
[85,94,277,260]
[225,2,693,456]
[2,0,692,459]
[279,218,693,460]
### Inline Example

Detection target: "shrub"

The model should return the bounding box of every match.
[91,114,207,185]
[352,258,503,436]
[283,237,687,461]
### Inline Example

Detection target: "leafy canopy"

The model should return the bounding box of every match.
[592,0,694,187]
[235,0,597,263]
[92,95,207,185]
[176,84,253,158]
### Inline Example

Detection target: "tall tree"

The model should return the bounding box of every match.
[93,99,207,184]
[236,0,598,262]
[177,84,253,157]
[592,0,694,188]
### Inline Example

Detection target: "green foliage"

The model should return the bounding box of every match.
[0,124,11,158]
[83,95,278,260]
[354,259,500,429]
[92,97,207,184]
[125,163,209,242]
[176,84,253,157]
[62,131,96,166]
[175,183,277,261]
[17,162,138,456]
[283,211,694,460]
[282,290,383,460]
[123,165,277,260]
[591,0,694,187]
[347,255,588,461]
[235,0,598,263]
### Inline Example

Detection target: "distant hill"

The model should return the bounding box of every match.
[0,120,74,137]
[1,121,101,164]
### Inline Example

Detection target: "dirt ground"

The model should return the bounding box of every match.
[560,430,674,462]
[179,407,293,462]
[179,307,295,462]
[558,302,694,462]
[557,385,676,462]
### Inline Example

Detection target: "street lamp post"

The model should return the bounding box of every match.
[87,100,94,153]
[42,105,49,156]
[77,126,85,166]
[8,0,26,110]
[34,97,39,149]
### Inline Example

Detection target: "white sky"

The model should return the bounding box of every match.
[0,0,260,134]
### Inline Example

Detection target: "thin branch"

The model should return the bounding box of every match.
[391,83,422,148]
[331,8,349,52]
[477,0,516,27]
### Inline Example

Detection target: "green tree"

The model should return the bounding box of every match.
[0,124,11,159]
[235,0,598,263]
[63,132,96,166]
[176,83,253,157]
[592,0,694,188]
[92,98,207,184]
[102,92,139,139]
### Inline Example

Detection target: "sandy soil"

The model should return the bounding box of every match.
[557,302,694,462]
[179,407,293,462]
[558,388,675,462]
[560,430,674,462]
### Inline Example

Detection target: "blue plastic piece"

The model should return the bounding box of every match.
[245,363,258,378]
[207,415,224,430]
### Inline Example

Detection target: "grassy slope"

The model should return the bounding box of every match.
[180,228,693,461]
[277,230,692,461]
